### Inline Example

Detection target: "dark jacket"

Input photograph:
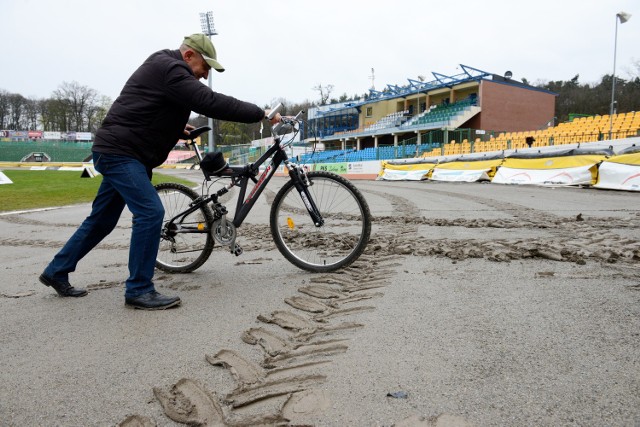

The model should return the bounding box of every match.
[93,49,264,168]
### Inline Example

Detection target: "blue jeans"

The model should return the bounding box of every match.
[44,152,164,298]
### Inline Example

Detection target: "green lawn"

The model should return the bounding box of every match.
[0,170,194,212]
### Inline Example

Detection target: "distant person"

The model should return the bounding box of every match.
[526,136,535,148]
[40,33,281,310]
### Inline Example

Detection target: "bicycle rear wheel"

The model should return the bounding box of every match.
[270,171,371,272]
[155,182,214,273]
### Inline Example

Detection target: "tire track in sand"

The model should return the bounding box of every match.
[121,187,472,425]
[121,184,640,425]
[368,187,640,266]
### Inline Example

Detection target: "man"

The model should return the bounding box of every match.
[40,33,281,310]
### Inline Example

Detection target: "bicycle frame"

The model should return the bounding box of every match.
[180,133,324,230]
[156,111,371,272]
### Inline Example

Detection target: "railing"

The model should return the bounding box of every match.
[5,127,635,166]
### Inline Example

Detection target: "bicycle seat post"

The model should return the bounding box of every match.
[185,126,211,163]
[190,139,205,163]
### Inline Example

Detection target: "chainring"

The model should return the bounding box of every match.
[211,219,236,246]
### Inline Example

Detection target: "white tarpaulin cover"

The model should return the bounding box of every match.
[378,168,431,181]
[430,158,502,182]
[491,155,604,186]
[594,152,640,191]
[430,168,491,182]
[375,145,640,191]
[378,162,435,181]
[492,164,596,186]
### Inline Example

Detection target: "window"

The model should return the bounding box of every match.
[366,107,373,117]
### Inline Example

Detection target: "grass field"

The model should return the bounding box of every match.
[0,170,193,212]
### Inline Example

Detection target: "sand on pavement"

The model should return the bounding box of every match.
[1,171,639,426]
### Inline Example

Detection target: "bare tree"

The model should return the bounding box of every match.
[312,83,334,106]
[86,95,112,133]
[53,81,98,132]
[0,90,10,129]
[8,93,26,130]
[38,98,65,131]
[24,97,40,130]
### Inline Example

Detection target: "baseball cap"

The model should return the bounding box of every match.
[182,33,225,73]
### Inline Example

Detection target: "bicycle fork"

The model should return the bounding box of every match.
[288,164,324,227]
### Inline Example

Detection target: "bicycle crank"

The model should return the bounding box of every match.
[211,219,242,256]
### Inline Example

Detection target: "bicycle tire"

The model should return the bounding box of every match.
[155,182,214,273]
[269,171,371,272]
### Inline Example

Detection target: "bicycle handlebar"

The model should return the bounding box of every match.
[188,104,302,147]
[266,103,283,120]
[271,106,304,137]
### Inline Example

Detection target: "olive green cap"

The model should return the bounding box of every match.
[183,33,225,72]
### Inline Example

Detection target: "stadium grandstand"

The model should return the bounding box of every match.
[298,65,639,164]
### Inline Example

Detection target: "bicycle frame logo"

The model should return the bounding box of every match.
[299,191,313,212]
[245,164,271,203]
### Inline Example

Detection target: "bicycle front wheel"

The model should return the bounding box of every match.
[155,182,214,273]
[270,171,371,272]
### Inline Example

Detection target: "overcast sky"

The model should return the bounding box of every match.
[1,0,638,108]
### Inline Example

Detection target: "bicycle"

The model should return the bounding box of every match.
[154,104,371,274]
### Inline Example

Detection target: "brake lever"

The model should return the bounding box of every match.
[272,117,298,136]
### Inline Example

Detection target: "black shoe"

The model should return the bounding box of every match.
[125,291,181,310]
[39,274,88,297]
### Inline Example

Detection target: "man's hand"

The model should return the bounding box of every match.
[264,110,282,125]
[183,124,196,136]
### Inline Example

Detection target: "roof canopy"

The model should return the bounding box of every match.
[316,64,492,116]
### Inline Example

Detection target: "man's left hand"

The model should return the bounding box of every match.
[183,124,195,136]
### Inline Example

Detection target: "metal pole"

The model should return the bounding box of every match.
[205,20,215,153]
[200,11,217,153]
[207,65,215,153]
[609,15,619,140]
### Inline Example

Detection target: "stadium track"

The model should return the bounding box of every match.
[1,170,639,426]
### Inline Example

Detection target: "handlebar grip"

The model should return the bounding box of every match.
[272,122,284,135]
[266,103,283,120]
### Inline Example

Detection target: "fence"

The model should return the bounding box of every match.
[0,141,92,162]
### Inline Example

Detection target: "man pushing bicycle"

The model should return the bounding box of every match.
[40,33,281,310]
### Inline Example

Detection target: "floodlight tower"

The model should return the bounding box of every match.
[609,11,631,140]
[200,11,218,151]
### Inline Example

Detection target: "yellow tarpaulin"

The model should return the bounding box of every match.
[605,152,640,166]
[500,154,607,169]
[434,159,503,170]
[434,159,503,179]
[380,161,437,171]
[379,161,436,180]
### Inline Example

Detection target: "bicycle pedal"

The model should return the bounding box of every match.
[231,244,243,256]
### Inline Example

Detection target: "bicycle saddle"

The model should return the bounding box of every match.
[186,126,211,140]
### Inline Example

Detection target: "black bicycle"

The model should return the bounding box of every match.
[154,105,371,274]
